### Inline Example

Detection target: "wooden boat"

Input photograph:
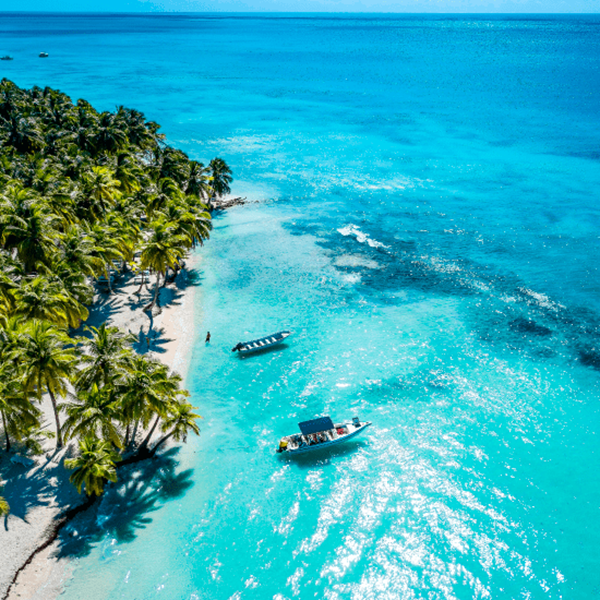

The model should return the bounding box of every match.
[277,416,371,455]
[232,330,291,354]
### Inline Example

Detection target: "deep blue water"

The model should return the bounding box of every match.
[2,13,600,599]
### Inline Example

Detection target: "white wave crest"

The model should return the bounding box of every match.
[337,224,389,249]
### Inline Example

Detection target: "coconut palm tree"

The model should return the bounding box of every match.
[140,219,185,311]
[94,112,128,155]
[0,366,41,452]
[17,321,77,449]
[208,157,232,202]
[81,166,121,221]
[63,384,123,448]
[75,324,135,390]
[65,436,120,496]
[186,161,210,199]
[149,402,201,456]
[11,275,89,329]
[137,369,189,451]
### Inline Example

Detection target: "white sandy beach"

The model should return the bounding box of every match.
[0,252,202,600]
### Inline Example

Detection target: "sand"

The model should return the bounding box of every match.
[0,252,202,600]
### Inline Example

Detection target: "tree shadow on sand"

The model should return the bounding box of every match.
[54,447,194,559]
[1,446,81,532]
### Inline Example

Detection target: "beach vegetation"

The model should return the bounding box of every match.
[0,79,226,499]
[65,436,120,497]
[0,494,8,516]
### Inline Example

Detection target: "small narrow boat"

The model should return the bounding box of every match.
[39,52,49,58]
[277,415,371,455]
[1,56,13,61]
[232,330,291,354]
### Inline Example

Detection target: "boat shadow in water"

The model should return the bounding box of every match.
[279,439,369,466]
[236,343,290,359]
[54,447,194,559]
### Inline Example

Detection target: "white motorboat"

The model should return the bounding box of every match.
[232,330,291,354]
[277,416,371,455]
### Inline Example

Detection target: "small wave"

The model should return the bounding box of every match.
[338,224,389,249]
[518,288,565,311]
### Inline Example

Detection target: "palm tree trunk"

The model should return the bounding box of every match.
[138,415,161,450]
[125,422,131,446]
[143,272,161,312]
[1,410,10,453]
[48,389,63,449]
[155,272,161,307]
[131,418,140,446]
[149,431,173,456]
[104,261,113,294]
[134,270,146,295]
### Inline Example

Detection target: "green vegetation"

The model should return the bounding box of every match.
[0,79,230,501]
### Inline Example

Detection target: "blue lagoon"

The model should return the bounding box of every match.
[2,12,600,599]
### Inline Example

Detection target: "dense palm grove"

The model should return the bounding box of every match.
[0,79,233,514]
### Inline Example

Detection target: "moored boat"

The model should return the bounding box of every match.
[39,52,48,58]
[1,55,13,61]
[232,330,291,354]
[277,415,371,454]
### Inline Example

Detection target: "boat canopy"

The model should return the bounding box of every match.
[299,416,334,435]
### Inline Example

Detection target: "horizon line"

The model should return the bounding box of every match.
[1,10,599,14]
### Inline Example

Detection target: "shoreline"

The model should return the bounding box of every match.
[0,251,202,600]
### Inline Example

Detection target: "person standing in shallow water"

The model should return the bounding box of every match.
[205,331,211,343]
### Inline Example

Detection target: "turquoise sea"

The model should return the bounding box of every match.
[2,12,600,599]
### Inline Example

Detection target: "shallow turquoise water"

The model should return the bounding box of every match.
[2,13,600,599]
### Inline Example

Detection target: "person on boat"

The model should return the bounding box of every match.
[231,342,243,352]
[205,331,211,343]
[277,439,288,453]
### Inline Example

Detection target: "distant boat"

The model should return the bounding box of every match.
[0,55,13,61]
[277,416,371,455]
[39,52,48,58]
[231,330,291,354]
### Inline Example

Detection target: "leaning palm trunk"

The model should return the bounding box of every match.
[2,411,10,452]
[134,270,146,295]
[138,415,161,451]
[149,430,174,456]
[47,388,63,449]
[144,272,161,312]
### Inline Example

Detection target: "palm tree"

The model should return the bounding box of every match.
[85,221,126,293]
[0,372,40,452]
[11,275,89,329]
[63,384,123,448]
[82,166,121,221]
[76,324,135,390]
[140,220,185,311]
[65,436,120,496]
[146,177,180,218]
[3,116,44,154]
[18,321,77,449]
[208,157,232,203]
[186,161,210,199]
[137,369,189,451]
[149,402,201,456]
[93,112,128,155]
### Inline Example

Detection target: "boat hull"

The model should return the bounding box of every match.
[237,331,291,354]
[281,421,371,455]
